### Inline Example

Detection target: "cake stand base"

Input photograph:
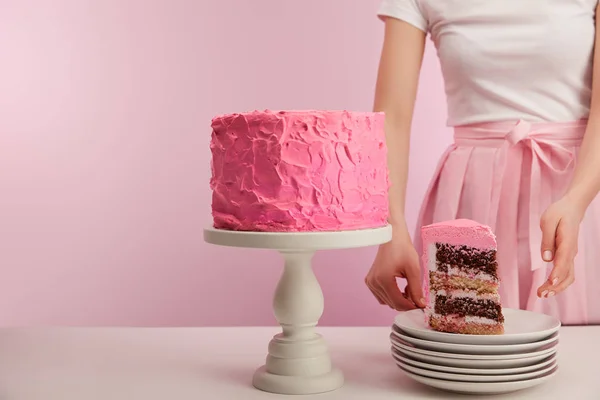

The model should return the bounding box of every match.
[253,365,344,395]
[203,225,392,395]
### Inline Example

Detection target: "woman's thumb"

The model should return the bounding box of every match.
[540,212,558,262]
[406,261,426,308]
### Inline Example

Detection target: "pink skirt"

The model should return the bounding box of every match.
[414,119,600,325]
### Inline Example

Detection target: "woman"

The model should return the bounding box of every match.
[365,0,600,325]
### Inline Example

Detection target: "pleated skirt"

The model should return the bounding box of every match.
[413,119,600,325]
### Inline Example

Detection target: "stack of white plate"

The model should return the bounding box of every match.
[390,308,561,395]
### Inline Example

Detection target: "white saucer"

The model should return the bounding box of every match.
[391,326,559,355]
[394,308,560,345]
[390,334,558,360]
[399,365,558,395]
[393,354,557,383]
[392,344,556,369]
[391,340,557,370]
[392,350,557,375]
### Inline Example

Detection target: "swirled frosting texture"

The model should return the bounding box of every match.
[210,110,389,231]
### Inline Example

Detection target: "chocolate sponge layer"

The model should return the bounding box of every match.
[435,243,498,279]
[434,295,504,322]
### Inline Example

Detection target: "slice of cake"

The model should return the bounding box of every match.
[209,110,389,232]
[421,219,504,335]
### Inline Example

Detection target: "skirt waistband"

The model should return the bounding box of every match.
[453,119,586,147]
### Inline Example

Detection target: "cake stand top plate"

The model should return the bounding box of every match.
[203,225,392,251]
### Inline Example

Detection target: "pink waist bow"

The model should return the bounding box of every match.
[453,119,586,271]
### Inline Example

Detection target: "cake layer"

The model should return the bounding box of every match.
[209,110,389,232]
[431,289,500,302]
[429,271,498,293]
[433,294,503,321]
[435,243,498,278]
[429,314,504,335]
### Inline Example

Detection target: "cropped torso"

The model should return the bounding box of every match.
[378,0,598,126]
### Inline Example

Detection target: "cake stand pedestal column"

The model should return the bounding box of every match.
[203,226,392,395]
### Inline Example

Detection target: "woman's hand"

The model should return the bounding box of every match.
[365,225,426,311]
[537,194,585,298]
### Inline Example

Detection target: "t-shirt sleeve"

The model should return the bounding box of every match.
[377,0,428,32]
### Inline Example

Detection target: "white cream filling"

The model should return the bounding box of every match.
[434,290,500,301]
[427,243,437,272]
[429,313,500,325]
[444,266,497,281]
[465,315,499,325]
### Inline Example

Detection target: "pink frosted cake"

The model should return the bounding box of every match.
[209,110,389,232]
[422,219,504,335]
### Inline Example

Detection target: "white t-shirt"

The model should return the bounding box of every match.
[377,0,598,126]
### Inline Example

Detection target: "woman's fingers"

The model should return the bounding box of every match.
[541,248,576,296]
[404,262,426,308]
[365,245,423,311]
[537,220,578,297]
[380,276,417,311]
[365,275,388,306]
[373,289,387,305]
[547,268,575,297]
[375,285,392,306]
[404,284,411,299]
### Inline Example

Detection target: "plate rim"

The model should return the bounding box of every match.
[391,349,557,375]
[391,327,559,354]
[394,308,561,345]
[394,355,558,383]
[391,345,554,369]
[400,364,559,393]
[390,335,558,360]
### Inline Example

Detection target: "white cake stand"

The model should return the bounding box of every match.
[203,225,392,395]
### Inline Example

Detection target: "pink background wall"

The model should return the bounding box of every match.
[0,0,450,326]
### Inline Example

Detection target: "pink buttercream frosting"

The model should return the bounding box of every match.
[421,219,497,250]
[209,110,389,231]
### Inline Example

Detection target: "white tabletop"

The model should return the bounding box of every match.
[0,326,598,399]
